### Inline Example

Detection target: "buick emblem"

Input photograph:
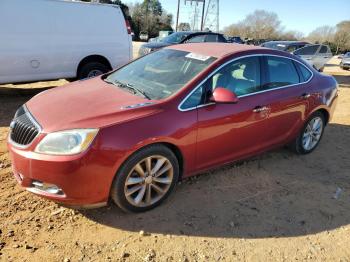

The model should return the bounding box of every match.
[10,121,16,129]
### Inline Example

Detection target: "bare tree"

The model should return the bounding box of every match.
[223,10,283,40]
[244,10,282,40]
[306,25,335,44]
[333,21,350,53]
[280,30,304,41]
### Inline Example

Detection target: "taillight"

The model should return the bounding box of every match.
[125,20,131,34]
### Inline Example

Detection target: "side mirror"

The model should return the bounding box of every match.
[210,87,239,104]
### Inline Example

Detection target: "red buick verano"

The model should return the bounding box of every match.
[8,43,338,212]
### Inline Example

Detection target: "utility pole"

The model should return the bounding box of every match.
[176,0,180,31]
[200,0,205,31]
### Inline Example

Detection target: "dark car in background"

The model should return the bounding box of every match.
[138,31,227,56]
[226,36,244,44]
[261,41,309,53]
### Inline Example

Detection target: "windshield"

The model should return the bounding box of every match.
[161,32,189,44]
[344,52,350,57]
[105,49,216,100]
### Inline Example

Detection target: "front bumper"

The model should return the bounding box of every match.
[7,139,113,207]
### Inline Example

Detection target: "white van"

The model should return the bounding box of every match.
[0,0,132,84]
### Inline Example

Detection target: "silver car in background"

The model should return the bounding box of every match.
[340,52,350,70]
[293,44,333,71]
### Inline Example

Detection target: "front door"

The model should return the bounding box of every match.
[194,56,272,170]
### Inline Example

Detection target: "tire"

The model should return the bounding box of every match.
[110,145,179,213]
[291,111,325,155]
[77,62,110,80]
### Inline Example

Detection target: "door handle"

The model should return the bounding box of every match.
[300,93,311,99]
[253,106,269,113]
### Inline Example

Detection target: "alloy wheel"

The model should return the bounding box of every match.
[302,116,323,151]
[124,155,174,207]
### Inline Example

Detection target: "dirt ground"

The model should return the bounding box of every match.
[1,46,350,262]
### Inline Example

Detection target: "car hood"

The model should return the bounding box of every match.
[26,77,160,133]
[142,42,172,49]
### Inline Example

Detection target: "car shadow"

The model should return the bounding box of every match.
[81,123,350,239]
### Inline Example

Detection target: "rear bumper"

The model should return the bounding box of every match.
[7,140,115,207]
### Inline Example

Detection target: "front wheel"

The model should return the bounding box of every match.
[110,145,179,212]
[292,112,325,154]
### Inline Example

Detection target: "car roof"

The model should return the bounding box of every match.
[166,43,265,58]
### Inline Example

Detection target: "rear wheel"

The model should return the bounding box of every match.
[77,62,110,80]
[291,112,325,154]
[111,145,179,212]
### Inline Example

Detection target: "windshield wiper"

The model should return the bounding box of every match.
[105,79,151,100]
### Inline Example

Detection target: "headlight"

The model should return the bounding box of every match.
[35,129,99,155]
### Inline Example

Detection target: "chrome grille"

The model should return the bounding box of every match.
[10,106,40,146]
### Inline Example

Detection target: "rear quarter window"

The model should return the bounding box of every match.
[296,62,313,82]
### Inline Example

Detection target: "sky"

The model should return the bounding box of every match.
[152,0,350,36]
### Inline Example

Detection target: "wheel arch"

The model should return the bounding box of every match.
[76,55,112,77]
[114,141,185,182]
[310,107,330,125]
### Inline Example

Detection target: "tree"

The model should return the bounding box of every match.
[279,30,304,41]
[333,21,350,53]
[306,25,335,44]
[178,22,191,31]
[223,10,283,40]
[130,0,173,39]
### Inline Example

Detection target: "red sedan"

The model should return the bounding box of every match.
[8,43,338,212]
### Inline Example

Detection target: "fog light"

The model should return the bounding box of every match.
[31,180,63,195]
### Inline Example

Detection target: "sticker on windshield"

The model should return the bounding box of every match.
[185,53,211,61]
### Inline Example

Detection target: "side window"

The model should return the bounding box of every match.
[205,34,218,42]
[186,35,206,43]
[180,86,204,110]
[217,35,227,43]
[286,45,298,53]
[296,63,312,82]
[264,56,299,89]
[294,45,319,56]
[211,56,261,96]
[319,45,328,54]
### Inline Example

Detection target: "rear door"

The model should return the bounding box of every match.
[260,55,314,145]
